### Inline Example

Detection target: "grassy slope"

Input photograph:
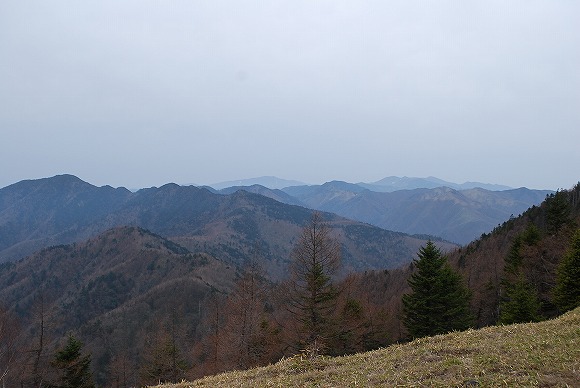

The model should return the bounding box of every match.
[157,308,579,387]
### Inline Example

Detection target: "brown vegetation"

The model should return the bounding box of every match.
[156,307,580,388]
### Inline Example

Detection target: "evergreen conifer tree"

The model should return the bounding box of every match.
[49,334,95,388]
[402,241,472,339]
[546,190,572,234]
[554,229,580,312]
[499,273,542,324]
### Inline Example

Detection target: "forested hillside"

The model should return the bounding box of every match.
[0,227,238,385]
[340,183,580,335]
[449,184,580,327]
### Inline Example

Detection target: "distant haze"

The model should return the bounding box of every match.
[1,1,579,190]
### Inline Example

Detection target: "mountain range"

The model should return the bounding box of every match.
[218,180,552,244]
[0,175,452,276]
[209,175,514,192]
[0,174,552,265]
[359,176,514,192]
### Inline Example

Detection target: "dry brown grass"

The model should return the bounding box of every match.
[155,308,580,387]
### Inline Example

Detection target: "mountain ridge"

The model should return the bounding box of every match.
[205,175,518,192]
[277,184,552,244]
[0,174,553,259]
[0,175,454,276]
[361,175,514,192]
[209,176,307,190]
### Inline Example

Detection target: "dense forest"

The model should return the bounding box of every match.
[0,183,578,387]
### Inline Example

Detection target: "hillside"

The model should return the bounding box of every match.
[157,307,580,387]
[0,226,238,385]
[447,185,580,327]
[280,182,551,244]
[332,183,580,338]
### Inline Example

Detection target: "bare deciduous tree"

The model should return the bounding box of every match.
[221,259,273,369]
[285,212,341,353]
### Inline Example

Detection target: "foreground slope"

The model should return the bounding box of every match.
[159,308,580,387]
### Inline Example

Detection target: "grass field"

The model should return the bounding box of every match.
[155,308,579,387]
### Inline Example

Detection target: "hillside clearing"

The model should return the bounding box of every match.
[156,308,579,387]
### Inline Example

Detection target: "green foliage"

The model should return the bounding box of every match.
[49,334,95,388]
[342,298,363,320]
[499,274,543,324]
[546,190,572,234]
[522,223,541,246]
[402,241,472,339]
[505,235,523,274]
[505,224,541,275]
[554,229,580,313]
[330,298,366,355]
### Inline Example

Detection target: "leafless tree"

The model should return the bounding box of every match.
[221,259,271,369]
[285,212,341,353]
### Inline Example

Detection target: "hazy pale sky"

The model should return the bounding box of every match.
[1,1,578,190]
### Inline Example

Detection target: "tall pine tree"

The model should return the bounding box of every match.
[402,241,472,339]
[49,334,95,388]
[499,273,543,324]
[554,229,580,313]
[546,190,572,234]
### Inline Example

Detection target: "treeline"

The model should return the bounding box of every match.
[1,184,579,387]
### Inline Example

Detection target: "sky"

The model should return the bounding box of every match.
[1,1,579,191]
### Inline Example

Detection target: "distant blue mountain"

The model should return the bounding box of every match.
[213,176,549,244]
[209,176,307,190]
[212,175,514,192]
[279,183,552,244]
[217,184,304,206]
[359,176,513,192]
